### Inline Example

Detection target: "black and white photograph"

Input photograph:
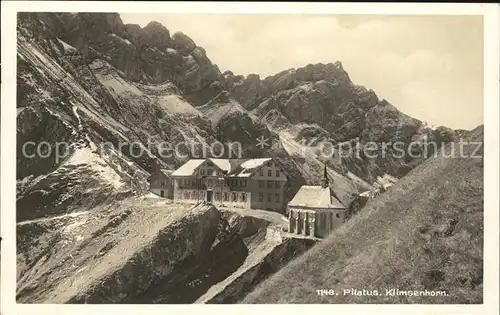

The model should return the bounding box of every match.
[1,2,499,314]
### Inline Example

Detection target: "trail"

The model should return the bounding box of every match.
[17,210,90,226]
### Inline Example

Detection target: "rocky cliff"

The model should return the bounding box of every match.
[16,12,464,304]
[17,12,362,223]
[17,199,316,303]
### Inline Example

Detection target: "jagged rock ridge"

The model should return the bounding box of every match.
[16,12,465,304]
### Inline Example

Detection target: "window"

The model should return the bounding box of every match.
[336,213,340,218]
[242,179,247,187]
[259,169,264,176]
[258,180,264,188]
[215,192,221,201]
[184,191,189,199]
[267,180,273,188]
[267,193,272,202]
[276,170,280,177]
[274,181,280,189]
[258,192,264,202]
[200,169,205,176]
[268,169,272,177]
[274,193,280,203]
[241,193,247,202]
[232,193,237,202]
[224,192,229,201]
[207,168,212,176]
[321,213,327,229]
[207,161,214,166]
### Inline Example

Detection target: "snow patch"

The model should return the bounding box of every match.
[72,105,82,130]
[85,134,97,151]
[141,192,161,199]
[64,147,126,189]
[239,158,272,170]
[110,33,132,46]
[63,216,88,233]
[57,38,77,53]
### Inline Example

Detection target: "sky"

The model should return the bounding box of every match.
[120,13,484,130]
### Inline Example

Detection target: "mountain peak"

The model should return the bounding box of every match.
[171,31,197,55]
[141,20,171,49]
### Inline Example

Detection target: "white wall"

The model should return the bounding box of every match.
[174,188,251,209]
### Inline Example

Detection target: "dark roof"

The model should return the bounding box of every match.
[148,168,173,179]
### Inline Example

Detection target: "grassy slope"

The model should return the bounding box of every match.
[243,126,484,304]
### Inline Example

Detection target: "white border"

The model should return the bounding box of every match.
[1,2,499,315]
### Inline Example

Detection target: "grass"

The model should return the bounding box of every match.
[243,126,484,304]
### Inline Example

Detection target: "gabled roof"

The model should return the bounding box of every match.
[170,159,206,176]
[170,158,282,178]
[160,169,173,177]
[209,158,232,173]
[228,158,273,178]
[288,185,345,209]
[240,158,273,170]
[148,168,173,179]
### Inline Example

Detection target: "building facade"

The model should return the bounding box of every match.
[148,169,174,199]
[286,166,346,238]
[170,158,287,211]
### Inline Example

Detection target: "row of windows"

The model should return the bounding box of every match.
[258,169,281,177]
[177,179,203,187]
[177,190,279,203]
[198,168,218,176]
[258,180,281,189]
[198,168,281,178]
[258,192,281,203]
[178,178,280,189]
[291,210,341,219]
[178,191,248,203]
[227,178,247,188]
[216,192,248,202]
[154,180,169,186]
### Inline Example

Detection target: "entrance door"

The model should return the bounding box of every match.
[308,213,315,237]
[160,190,165,197]
[206,190,213,202]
